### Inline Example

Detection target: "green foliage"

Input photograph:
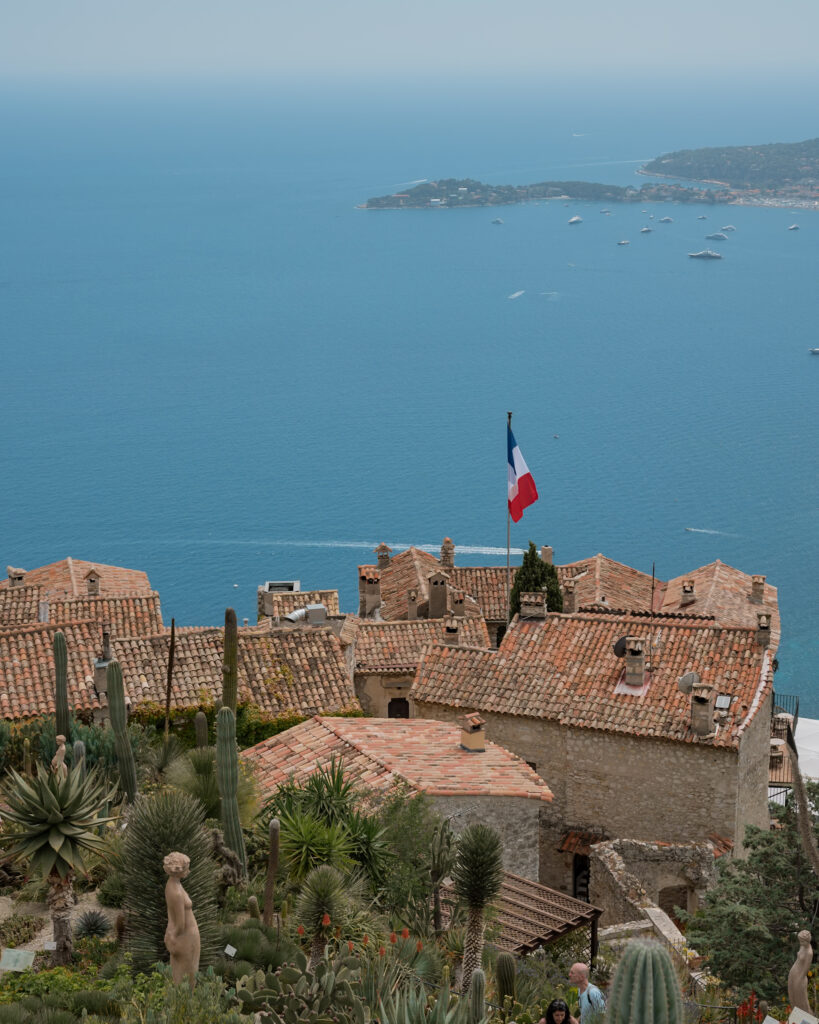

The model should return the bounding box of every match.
[74,910,112,939]
[510,542,562,617]
[194,711,209,748]
[166,745,258,825]
[643,137,819,190]
[120,788,220,973]
[1,764,112,879]
[106,661,138,803]
[607,941,682,1024]
[72,740,86,781]
[53,631,70,740]
[279,808,355,881]
[453,825,503,914]
[0,914,42,947]
[221,608,239,713]
[683,786,819,1001]
[216,706,248,878]
[120,970,243,1024]
[213,919,299,984]
[495,952,516,1006]
[468,968,486,1024]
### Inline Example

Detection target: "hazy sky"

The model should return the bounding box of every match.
[3,0,819,80]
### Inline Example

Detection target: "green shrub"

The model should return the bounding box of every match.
[97,871,125,909]
[0,914,43,947]
[74,910,111,940]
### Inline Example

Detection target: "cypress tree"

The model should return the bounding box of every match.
[509,541,563,617]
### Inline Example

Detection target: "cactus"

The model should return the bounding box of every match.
[23,738,32,776]
[263,817,280,926]
[54,630,70,739]
[221,608,238,712]
[247,894,260,919]
[496,952,516,1007]
[468,968,485,1024]
[235,950,366,1023]
[194,710,209,748]
[216,706,247,879]
[106,661,138,803]
[607,940,683,1024]
[73,740,86,781]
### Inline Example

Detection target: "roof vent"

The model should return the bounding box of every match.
[460,712,486,752]
[443,616,461,646]
[7,566,26,588]
[751,574,766,604]
[306,604,327,626]
[678,671,699,694]
[407,588,418,620]
[264,580,300,593]
[540,545,554,565]
[680,579,696,607]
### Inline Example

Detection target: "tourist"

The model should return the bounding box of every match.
[542,997,578,1024]
[568,962,606,1023]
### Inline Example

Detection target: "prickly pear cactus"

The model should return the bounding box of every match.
[235,951,366,1024]
[54,630,70,738]
[221,608,238,712]
[106,661,138,803]
[216,706,247,879]
[607,940,683,1024]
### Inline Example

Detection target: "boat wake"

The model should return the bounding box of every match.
[154,538,524,556]
[685,527,738,536]
[508,290,525,300]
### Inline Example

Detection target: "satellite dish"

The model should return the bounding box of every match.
[678,671,700,694]
[613,636,628,658]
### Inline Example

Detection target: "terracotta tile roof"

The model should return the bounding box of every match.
[353,618,490,674]
[242,716,553,803]
[0,558,152,599]
[662,561,780,641]
[412,612,773,749]
[708,834,734,858]
[361,547,441,620]
[49,594,164,637]
[264,590,340,618]
[439,872,601,954]
[448,567,515,622]
[559,830,608,856]
[0,586,43,627]
[557,555,658,613]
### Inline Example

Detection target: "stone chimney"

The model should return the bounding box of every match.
[427,570,450,619]
[374,543,392,569]
[680,579,696,607]
[690,680,716,737]
[562,579,576,613]
[443,616,461,646]
[452,591,465,617]
[520,591,547,619]
[459,712,486,752]
[407,589,418,620]
[38,600,49,623]
[358,570,381,618]
[756,611,771,647]
[624,637,646,688]
[85,570,100,596]
[93,623,113,695]
[540,545,554,565]
[751,574,766,604]
[6,566,26,588]
[440,537,455,569]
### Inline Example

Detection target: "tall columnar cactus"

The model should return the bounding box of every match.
[607,940,683,1024]
[53,630,70,739]
[263,817,280,926]
[106,661,138,804]
[73,740,86,781]
[495,952,516,1008]
[468,968,486,1024]
[216,706,247,879]
[23,738,32,776]
[221,608,238,712]
[194,710,209,748]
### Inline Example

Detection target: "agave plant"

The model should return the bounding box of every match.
[1,764,113,965]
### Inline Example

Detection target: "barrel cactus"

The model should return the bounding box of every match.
[54,631,70,739]
[216,706,247,879]
[106,661,138,803]
[608,940,683,1024]
[221,608,238,712]
[496,951,516,1007]
[468,968,486,1024]
[194,710,209,748]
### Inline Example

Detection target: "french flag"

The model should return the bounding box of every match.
[507,425,539,523]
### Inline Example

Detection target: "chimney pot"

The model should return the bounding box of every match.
[751,574,766,604]
[407,589,418,620]
[680,579,696,606]
[623,636,646,688]
[562,579,576,614]
[459,712,486,752]
[520,591,547,619]
[374,543,392,569]
[540,545,554,565]
[427,570,450,619]
[7,566,26,588]
[440,537,455,569]
[443,616,461,646]
[756,612,771,646]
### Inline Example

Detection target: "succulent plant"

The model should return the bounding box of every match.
[221,607,238,712]
[23,738,32,776]
[468,968,486,1024]
[263,816,280,926]
[607,940,683,1024]
[495,951,516,1007]
[53,630,70,739]
[247,895,260,919]
[195,709,209,747]
[105,661,137,803]
[216,706,247,879]
[72,740,86,781]
[73,908,111,939]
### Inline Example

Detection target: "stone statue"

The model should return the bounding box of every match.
[788,929,813,1015]
[51,735,68,780]
[163,852,200,987]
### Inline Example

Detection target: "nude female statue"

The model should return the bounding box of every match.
[788,929,814,1014]
[51,735,68,780]
[163,851,200,987]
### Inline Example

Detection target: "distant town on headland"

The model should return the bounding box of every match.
[363,137,819,210]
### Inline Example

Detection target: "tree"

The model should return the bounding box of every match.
[1,764,113,964]
[452,824,504,991]
[683,785,819,1001]
[510,541,562,617]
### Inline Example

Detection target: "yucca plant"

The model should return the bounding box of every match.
[452,824,504,992]
[296,864,353,969]
[1,764,113,965]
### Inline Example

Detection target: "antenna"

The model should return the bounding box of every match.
[678,671,700,694]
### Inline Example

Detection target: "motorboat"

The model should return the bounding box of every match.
[568,215,583,224]
[659,217,673,223]
[789,224,800,231]
[640,227,653,233]
[617,240,630,246]
[689,250,722,259]
[706,233,728,240]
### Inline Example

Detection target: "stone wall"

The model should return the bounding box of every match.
[431,794,541,881]
[354,672,414,718]
[735,687,774,854]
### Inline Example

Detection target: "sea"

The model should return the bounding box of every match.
[1,74,817,710]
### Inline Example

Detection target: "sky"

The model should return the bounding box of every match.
[4,0,819,81]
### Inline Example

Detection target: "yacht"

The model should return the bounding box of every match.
[789,224,800,231]
[689,250,722,259]
[721,225,736,232]
[491,218,504,224]
[659,217,673,223]
[810,348,819,355]
[617,240,630,246]
[698,215,707,219]
[568,215,583,225]
[706,232,728,240]
[640,227,653,233]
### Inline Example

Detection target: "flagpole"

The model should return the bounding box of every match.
[507,410,512,624]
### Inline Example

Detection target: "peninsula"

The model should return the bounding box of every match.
[363,138,819,211]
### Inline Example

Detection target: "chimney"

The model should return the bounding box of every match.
[623,637,645,688]
[690,680,716,737]
[374,543,392,570]
[520,591,547,619]
[427,570,450,619]
[452,591,465,617]
[540,545,554,565]
[38,600,49,623]
[562,579,576,613]
[6,566,26,588]
[407,589,418,620]
[359,570,381,617]
[94,623,113,695]
[459,712,486,752]
[680,579,696,607]
[751,574,766,604]
[440,537,455,569]
[102,623,112,661]
[756,611,771,647]
[243,617,249,627]
[443,616,461,646]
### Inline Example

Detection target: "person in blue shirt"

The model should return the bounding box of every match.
[568,963,606,1023]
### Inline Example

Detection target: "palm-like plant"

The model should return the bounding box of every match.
[295,863,350,969]
[430,819,455,935]
[452,824,503,992]
[1,764,113,965]
[279,807,354,881]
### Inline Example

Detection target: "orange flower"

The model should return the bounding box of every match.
[379,946,385,957]
[362,934,369,945]
[348,941,354,952]
[389,932,397,944]
[297,925,305,936]
[321,913,331,927]
[401,928,410,939]
[416,940,423,952]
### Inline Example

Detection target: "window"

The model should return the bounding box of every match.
[388,698,410,719]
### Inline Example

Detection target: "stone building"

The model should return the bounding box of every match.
[241,714,553,880]
[411,592,775,896]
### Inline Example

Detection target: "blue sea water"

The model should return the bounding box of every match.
[1,75,817,709]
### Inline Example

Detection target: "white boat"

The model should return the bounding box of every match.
[706,232,728,240]
[508,290,525,300]
[568,215,582,224]
[492,218,504,224]
[659,217,673,223]
[689,250,722,259]
[721,225,736,232]
[698,215,707,219]
[640,227,653,233]
[617,240,630,246]
[789,224,800,231]
[810,348,819,354]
